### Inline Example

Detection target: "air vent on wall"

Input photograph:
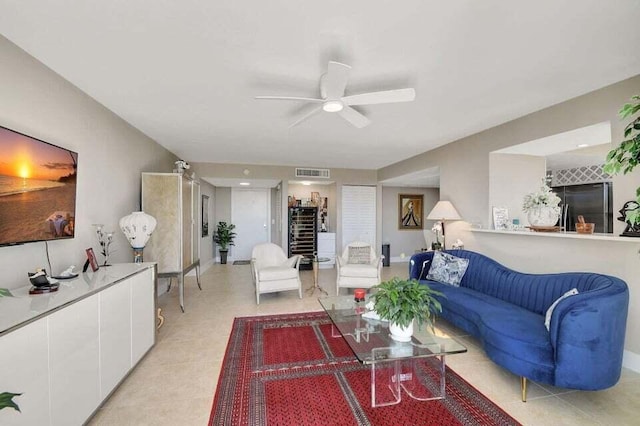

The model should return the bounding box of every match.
[295,168,330,179]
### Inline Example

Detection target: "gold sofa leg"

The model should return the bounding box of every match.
[520,377,527,402]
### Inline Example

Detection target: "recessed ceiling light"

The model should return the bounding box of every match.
[322,100,344,112]
[577,143,589,148]
[239,182,250,186]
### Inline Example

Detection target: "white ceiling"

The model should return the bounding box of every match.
[1,1,639,172]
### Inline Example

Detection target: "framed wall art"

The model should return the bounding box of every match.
[202,194,210,237]
[398,194,424,230]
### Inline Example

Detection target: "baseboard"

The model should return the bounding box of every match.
[623,350,640,373]
[390,256,410,263]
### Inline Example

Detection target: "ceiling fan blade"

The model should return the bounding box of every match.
[255,96,324,103]
[342,88,416,106]
[338,106,371,128]
[289,105,323,128]
[323,61,351,99]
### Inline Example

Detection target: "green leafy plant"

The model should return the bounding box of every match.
[372,277,443,329]
[604,95,640,225]
[0,392,22,412]
[0,288,13,298]
[213,221,237,251]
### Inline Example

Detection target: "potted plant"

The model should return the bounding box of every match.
[372,277,443,342]
[213,221,236,264]
[522,179,562,227]
[604,94,640,235]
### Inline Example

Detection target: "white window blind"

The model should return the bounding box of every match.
[341,185,376,249]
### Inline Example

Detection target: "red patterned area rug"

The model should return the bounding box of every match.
[209,312,520,426]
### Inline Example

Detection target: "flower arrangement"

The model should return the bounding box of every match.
[522,179,561,213]
[93,224,114,266]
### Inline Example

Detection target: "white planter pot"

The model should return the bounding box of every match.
[527,206,561,227]
[389,321,414,342]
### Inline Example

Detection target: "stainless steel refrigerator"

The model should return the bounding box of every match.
[552,183,613,233]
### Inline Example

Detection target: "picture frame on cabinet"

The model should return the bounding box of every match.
[202,194,210,237]
[85,247,99,272]
[492,207,510,230]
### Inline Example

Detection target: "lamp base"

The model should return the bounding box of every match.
[133,247,144,263]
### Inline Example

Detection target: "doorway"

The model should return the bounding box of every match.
[231,188,270,261]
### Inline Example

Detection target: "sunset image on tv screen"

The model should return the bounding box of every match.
[0,126,77,246]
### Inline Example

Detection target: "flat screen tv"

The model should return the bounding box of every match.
[0,125,78,246]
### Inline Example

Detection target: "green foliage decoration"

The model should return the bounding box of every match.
[213,221,237,251]
[0,288,13,298]
[604,95,640,225]
[373,277,444,329]
[0,392,22,412]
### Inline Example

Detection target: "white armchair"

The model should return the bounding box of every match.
[336,241,383,295]
[251,243,303,304]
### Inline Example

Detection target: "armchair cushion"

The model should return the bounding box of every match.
[258,265,299,282]
[348,246,371,264]
[339,263,379,278]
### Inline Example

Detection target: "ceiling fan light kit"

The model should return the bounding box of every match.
[322,100,344,112]
[256,61,416,128]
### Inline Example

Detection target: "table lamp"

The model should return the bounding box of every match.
[119,211,157,263]
[426,201,461,250]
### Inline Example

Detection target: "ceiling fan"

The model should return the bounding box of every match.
[255,61,416,128]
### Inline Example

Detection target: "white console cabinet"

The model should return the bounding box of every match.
[317,232,336,268]
[0,264,156,426]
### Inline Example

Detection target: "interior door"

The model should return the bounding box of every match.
[231,188,270,261]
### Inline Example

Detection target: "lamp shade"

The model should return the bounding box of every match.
[427,201,461,221]
[119,211,157,249]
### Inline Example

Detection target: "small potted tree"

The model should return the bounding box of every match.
[372,277,443,342]
[213,221,236,264]
[604,94,640,236]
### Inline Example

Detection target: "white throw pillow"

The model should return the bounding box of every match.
[419,260,431,280]
[347,246,371,264]
[425,251,469,286]
[544,288,579,331]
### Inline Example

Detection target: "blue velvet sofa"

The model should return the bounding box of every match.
[409,249,629,401]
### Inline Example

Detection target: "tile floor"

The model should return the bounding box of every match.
[90,262,640,425]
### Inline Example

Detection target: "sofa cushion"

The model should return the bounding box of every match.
[427,281,554,368]
[426,251,469,286]
[348,246,371,264]
[545,288,579,331]
[339,263,378,278]
[258,266,298,281]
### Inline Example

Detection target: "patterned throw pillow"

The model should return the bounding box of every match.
[425,251,469,286]
[348,246,371,264]
[544,288,579,331]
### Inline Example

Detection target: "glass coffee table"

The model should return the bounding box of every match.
[319,295,467,407]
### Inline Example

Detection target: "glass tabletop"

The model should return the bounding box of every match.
[318,295,467,364]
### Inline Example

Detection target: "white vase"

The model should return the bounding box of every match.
[389,321,414,342]
[527,206,561,227]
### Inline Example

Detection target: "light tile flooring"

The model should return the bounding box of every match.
[91,263,640,425]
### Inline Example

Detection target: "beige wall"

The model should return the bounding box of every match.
[489,154,547,227]
[0,36,177,290]
[381,186,440,260]
[379,75,640,366]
